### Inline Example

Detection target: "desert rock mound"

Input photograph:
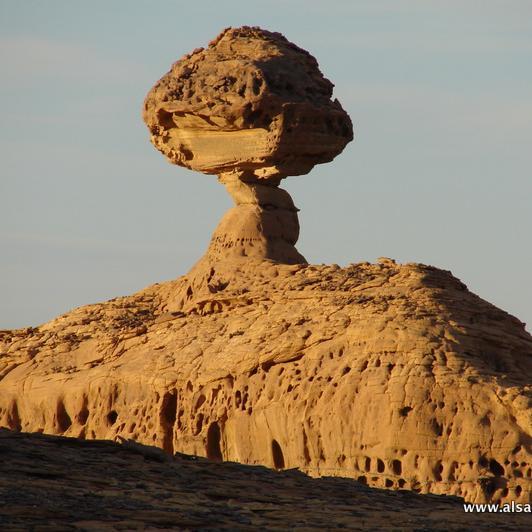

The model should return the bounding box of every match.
[1,261,531,505]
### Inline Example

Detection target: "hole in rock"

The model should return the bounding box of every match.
[399,406,413,417]
[195,413,204,434]
[261,360,274,372]
[377,459,385,473]
[161,392,178,454]
[385,479,394,488]
[77,401,89,425]
[357,475,367,485]
[56,400,72,432]
[206,422,223,462]
[271,439,285,470]
[8,401,22,432]
[434,462,443,482]
[247,108,263,122]
[252,76,262,94]
[107,410,118,426]
[161,392,178,427]
[489,459,505,477]
[515,485,522,497]
[482,478,497,497]
[157,109,175,129]
[432,419,443,436]
[392,459,402,476]
[398,479,406,488]
[449,461,458,481]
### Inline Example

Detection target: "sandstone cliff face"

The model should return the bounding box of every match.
[1,259,531,505]
[1,26,531,509]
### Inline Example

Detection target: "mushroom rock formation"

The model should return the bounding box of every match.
[143,26,353,181]
[143,26,353,266]
[1,27,531,507]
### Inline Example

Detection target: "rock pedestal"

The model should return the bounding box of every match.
[207,174,305,264]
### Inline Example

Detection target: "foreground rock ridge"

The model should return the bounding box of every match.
[1,430,530,531]
[1,25,531,512]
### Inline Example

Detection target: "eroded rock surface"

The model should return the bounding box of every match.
[1,260,531,505]
[143,26,353,182]
[143,26,354,265]
[199,174,306,264]
[1,25,530,515]
[1,429,530,531]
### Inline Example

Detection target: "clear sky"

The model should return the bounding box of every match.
[1,1,531,332]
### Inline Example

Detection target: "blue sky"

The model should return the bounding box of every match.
[1,1,531,331]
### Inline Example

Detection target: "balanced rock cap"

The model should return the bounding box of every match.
[143,26,353,182]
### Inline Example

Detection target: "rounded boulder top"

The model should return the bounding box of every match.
[143,26,353,183]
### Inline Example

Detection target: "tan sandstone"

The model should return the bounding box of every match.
[143,26,353,182]
[1,259,531,505]
[0,26,530,510]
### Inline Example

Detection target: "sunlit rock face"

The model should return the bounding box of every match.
[143,26,353,182]
[1,26,531,510]
[144,25,354,265]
